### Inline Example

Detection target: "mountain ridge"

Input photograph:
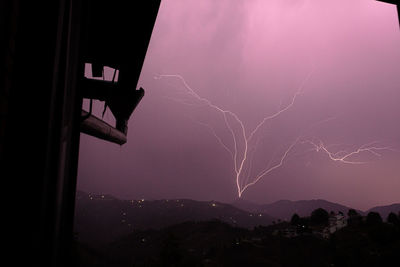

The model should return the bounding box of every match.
[74,191,274,245]
[74,190,400,244]
[233,198,357,220]
[233,198,400,220]
[367,203,400,220]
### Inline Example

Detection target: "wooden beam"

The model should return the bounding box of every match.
[80,110,127,145]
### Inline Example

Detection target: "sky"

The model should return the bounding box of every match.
[77,0,400,211]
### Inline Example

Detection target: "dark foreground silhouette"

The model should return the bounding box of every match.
[74,210,400,267]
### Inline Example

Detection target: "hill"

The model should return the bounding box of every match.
[74,191,274,245]
[367,203,400,220]
[233,199,357,220]
[76,220,330,267]
[75,219,400,267]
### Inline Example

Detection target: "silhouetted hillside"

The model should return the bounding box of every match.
[76,220,330,267]
[75,218,400,267]
[74,191,274,245]
[367,203,400,221]
[234,199,358,220]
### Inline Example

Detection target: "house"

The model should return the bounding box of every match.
[329,213,347,234]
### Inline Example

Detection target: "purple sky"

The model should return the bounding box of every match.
[78,0,400,210]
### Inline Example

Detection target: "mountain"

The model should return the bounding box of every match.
[74,191,274,245]
[233,199,357,221]
[74,191,399,246]
[367,203,400,220]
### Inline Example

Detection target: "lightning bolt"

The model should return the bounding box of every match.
[302,140,394,164]
[155,73,313,197]
[240,138,299,196]
[193,120,234,160]
[247,70,313,142]
[155,74,248,195]
[154,73,393,198]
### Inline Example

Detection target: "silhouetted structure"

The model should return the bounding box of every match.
[2,1,160,266]
[80,0,159,144]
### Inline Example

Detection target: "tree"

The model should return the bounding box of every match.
[347,209,362,226]
[387,212,399,226]
[347,209,359,217]
[366,212,383,226]
[290,213,300,225]
[311,208,329,225]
